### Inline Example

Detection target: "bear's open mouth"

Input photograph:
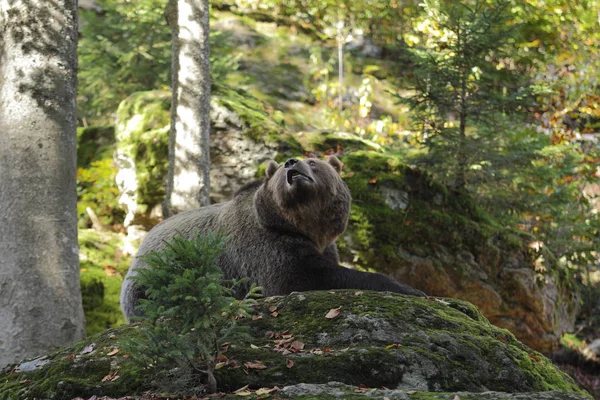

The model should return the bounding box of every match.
[286,169,314,185]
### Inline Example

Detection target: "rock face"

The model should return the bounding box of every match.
[336,151,579,354]
[0,291,591,399]
[114,89,280,228]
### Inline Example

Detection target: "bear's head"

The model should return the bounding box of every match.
[255,156,351,251]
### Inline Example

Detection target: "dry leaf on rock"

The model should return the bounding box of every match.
[325,307,341,319]
[80,343,95,355]
[106,349,119,356]
[244,360,267,370]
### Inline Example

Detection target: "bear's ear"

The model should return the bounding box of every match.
[266,160,279,178]
[327,155,343,174]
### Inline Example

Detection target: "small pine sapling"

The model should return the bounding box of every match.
[123,233,260,395]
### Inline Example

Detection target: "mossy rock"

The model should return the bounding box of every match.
[115,90,171,208]
[336,151,578,354]
[0,291,590,399]
[114,86,292,210]
[297,130,384,154]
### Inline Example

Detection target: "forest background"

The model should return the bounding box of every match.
[74,0,600,389]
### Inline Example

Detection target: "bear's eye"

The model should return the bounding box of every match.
[309,160,316,167]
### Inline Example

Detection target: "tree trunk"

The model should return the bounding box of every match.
[0,0,86,367]
[455,25,468,190]
[163,0,211,218]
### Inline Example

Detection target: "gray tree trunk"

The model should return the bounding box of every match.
[163,0,211,218]
[0,0,86,367]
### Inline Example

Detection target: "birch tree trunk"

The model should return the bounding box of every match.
[163,0,211,218]
[0,0,86,367]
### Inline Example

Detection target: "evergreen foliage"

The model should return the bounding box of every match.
[401,0,530,189]
[123,234,260,394]
[78,1,241,125]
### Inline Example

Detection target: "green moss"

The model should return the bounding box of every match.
[295,130,384,154]
[0,326,150,400]
[0,292,589,398]
[115,90,171,208]
[79,229,129,335]
[213,83,283,143]
[337,151,560,276]
[560,333,585,350]
[76,126,116,168]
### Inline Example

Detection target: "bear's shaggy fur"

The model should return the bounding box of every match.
[121,156,425,321]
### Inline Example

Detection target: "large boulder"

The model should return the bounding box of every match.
[0,291,591,399]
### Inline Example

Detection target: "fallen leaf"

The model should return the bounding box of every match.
[65,354,76,360]
[101,371,119,382]
[325,307,341,319]
[345,172,355,178]
[80,343,95,355]
[286,359,294,368]
[109,334,117,340]
[268,306,278,312]
[250,344,260,349]
[106,348,120,356]
[252,315,263,321]
[215,362,226,370]
[290,341,305,352]
[244,360,267,370]
[368,176,378,184]
[255,387,278,395]
[407,390,417,394]
[328,291,336,294]
[234,385,252,396]
[19,379,31,384]
[354,291,363,296]
[434,298,451,306]
[271,311,279,317]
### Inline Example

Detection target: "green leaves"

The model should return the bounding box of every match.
[123,233,259,394]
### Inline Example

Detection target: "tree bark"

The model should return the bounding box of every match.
[163,0,211,218]
[0,0,86,367]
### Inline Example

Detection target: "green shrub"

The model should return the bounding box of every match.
[123,234,260,395]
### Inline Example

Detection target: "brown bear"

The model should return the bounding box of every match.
[120,156,425,322]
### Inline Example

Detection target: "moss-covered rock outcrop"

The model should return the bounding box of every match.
[113,85,294,227]
[334,150,578,354]
[0,291,590,399]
